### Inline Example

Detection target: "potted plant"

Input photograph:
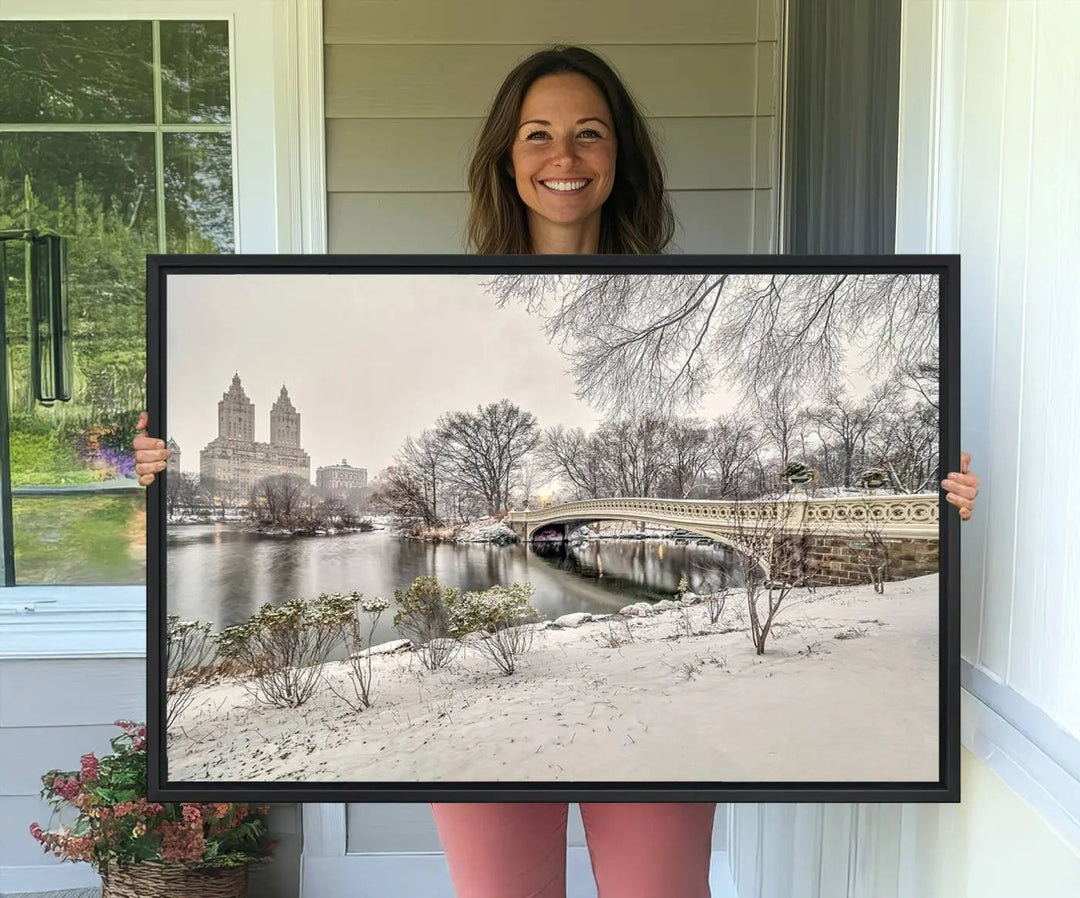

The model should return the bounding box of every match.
[30,720,275,897]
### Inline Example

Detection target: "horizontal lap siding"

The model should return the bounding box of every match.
[324,0,763,45]
[325,4,781,254]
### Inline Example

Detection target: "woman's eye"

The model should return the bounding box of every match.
[579,129,602,138]
[525,130,549,140]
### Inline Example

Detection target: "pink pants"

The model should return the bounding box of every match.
[430,802,716,898]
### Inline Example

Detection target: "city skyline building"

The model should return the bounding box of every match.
[198,373,311,500]
[316,459,369,497]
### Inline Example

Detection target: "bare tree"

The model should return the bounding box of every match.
[484,272,939,417]
[400,430,448,521]
[805,384,899,489]
[664,418,713,498]
[898,353,940,411]
[595,415,671,498]
[371,463,444,531]
[705,414,759,498]
[436,399,540,516]
[858,509,890,594]
[516,454,540,507]
[727,498,815,655]
[165,471,203,520]
[249,473,311,529]
[867,400,939,493]
[756,380,805,470]
[537,425,611,499]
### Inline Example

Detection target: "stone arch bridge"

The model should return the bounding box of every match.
[504,494,940,586]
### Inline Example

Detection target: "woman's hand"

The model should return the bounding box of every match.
[942,452,979,521]
[133,411,170,487]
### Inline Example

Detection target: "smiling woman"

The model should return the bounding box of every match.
[465,45,674,256]
[509,73,617,252]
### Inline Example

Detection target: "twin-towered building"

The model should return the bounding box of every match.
[174,373,367,504]
[197,373,311,499]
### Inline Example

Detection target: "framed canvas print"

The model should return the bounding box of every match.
[146,254,960,803]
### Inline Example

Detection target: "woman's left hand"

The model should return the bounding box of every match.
[942,452,979,521]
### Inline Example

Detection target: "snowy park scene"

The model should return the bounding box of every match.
[158,267,946,788]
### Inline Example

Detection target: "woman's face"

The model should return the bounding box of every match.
[509,73,617,240]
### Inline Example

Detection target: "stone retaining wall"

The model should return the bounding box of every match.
[773,534,939,587]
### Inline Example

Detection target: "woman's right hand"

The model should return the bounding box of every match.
[133,411,170,487]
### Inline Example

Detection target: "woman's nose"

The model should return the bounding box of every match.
[549,135,577,166]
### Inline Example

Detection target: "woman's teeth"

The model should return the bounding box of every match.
[542,180,589,192]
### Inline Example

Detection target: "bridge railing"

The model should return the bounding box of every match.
[504,493,939,538]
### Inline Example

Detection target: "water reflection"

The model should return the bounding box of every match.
[166,525,745,649]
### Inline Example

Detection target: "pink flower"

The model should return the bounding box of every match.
[51,776,81,801]
[112,801,135,818]
[160,820,206,863]
[80,753,99,782]
[29,822,43,842]
[181,805,203,825]
[137,799,164,817]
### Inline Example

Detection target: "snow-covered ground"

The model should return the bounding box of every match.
[168,574,940,785]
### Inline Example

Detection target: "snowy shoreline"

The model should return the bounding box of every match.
[169,574,940,785]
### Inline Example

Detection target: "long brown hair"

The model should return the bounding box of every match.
[466,45,675,255]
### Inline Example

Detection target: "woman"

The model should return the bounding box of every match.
[134,45,979,898]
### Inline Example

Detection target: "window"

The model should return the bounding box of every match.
[0,19,235,584]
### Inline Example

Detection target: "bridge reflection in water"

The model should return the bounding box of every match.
[506,494,940,587]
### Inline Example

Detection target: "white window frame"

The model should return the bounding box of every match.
[0,0,326,660]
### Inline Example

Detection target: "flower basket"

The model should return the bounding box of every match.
[29,721,275,893]
[101,862,247,898]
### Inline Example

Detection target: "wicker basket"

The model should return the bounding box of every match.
[101,863,247,898]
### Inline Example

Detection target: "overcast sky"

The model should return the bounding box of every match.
[163,273,899,478]
[166,274,730,476]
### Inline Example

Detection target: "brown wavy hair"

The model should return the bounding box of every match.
[466,45,675,255]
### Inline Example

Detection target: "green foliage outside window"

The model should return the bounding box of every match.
[0,20,233,584]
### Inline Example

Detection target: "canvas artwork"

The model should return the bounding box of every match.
[148,255,959,803]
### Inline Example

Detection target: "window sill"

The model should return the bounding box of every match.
[0,585,145,659]
[962,663,1080,852]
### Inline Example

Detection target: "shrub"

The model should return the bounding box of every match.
[328,594,391,710]
[392,576,463,671]
[165,616,216,728]
[214,594,354,707]
[450,583,542,675]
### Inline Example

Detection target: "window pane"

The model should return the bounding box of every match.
[1,20,235,586]
[13,493,146,584]
[0,22,154,124]
[164,133,235,253]
[2,133,156,585]
[160,21,232,124]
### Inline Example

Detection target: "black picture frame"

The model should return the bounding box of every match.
[146,253,960,804]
